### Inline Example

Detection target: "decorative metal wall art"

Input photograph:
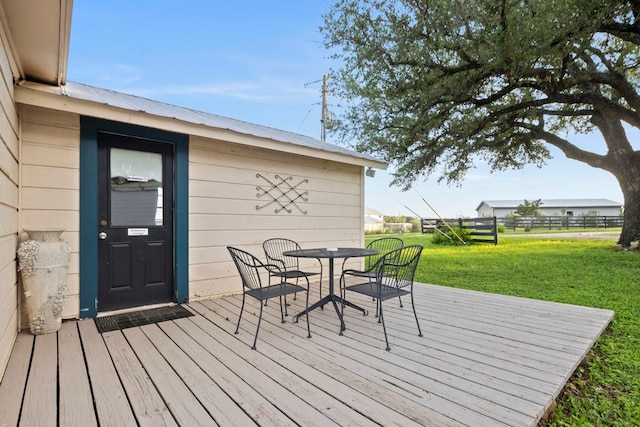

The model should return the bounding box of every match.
[256,173,309,214]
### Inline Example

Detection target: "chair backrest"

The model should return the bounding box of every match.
[227,246,267,291]
[263,238,302,271]
[377,245,423,289]
[365,237,404,270]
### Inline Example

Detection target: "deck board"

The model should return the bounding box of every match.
[101,330,177,426]
[194,299,434,427]
[0,283,614,426]
[139,322,259,426]
[122,327,215,426]
[159,318,296,426]
[0,333,33,426]
[163,314,376,426]
[78,319,138,426]
[211,293,528,426]
[20,332,57,427]
[58,322,97,426]
[177,311,347,427]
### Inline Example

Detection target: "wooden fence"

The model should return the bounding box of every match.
[421,217,498,244]
[500,215,623,230]
[420,215,622,244]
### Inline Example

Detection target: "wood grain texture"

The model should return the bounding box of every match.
[0,284,613,427]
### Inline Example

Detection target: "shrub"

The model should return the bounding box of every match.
[431,227,473,245]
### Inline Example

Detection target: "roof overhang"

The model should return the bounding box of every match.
[0,0,73,85]
[15,81,388,170]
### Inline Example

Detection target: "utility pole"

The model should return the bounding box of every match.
[321,74,328,142]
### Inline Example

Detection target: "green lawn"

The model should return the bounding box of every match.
[366,232,640,426]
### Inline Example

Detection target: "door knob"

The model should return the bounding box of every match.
[98,232,108,240]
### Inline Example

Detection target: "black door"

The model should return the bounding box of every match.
[97,131,174,312]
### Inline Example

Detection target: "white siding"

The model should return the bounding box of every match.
[19,106,80,323]
[0,26,19,380]
[539,206,621,216]
[189,136,364,299]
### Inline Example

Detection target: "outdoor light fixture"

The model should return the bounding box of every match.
[366,167,376,177]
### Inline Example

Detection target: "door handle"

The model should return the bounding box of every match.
[98,232,108,240]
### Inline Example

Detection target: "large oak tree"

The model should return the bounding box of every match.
[321,0,640,246]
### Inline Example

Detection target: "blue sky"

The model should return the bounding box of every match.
[68,1,625,218]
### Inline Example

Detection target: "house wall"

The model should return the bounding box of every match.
[188,135,364,299]
[477,205,493,217]
[19,105,80,324]
[364,211,384,233]
[0,25,20,379]
[364,221,383,233]
[15,107,366,317]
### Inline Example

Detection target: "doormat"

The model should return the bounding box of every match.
[95,304,194,333]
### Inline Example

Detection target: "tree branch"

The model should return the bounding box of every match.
[524,124,611,170]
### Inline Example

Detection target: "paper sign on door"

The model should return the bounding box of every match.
[128,228,149,236]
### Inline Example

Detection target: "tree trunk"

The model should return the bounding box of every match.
[619,187,640,246]
[614,154,640,246]
[586,114,640,247]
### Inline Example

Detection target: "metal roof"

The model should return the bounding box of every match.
[58,81,384,165]
[477,199,622,210]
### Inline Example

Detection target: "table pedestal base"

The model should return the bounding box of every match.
[295,295,368,332]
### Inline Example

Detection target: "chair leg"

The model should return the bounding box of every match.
[318,262,323,302]
[379,303,391,351]
[319,273,324,310]
[235,294,246,335]
[252,298,264,350]
[265,276,271,307]
[339,275,346,334]
[305,287,311,338]
[411,292,423,337]
[369,279,377,307]
[279,295,286,323]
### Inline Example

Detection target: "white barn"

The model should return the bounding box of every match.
[476,199,623,217]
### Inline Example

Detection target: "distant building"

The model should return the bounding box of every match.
[476,199,623,217]
[365,207,385,232]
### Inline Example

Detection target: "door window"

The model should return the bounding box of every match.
[110,148,163,226]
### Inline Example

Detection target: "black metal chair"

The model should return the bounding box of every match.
[340,236,404,278]
[341,244,424,351]
[340,237,404,312]
[263,238,323,310]
[227,246,311,350]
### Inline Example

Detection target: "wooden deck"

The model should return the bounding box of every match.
[0,283,613,426]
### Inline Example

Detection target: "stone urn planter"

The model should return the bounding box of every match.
[17,229,70,335]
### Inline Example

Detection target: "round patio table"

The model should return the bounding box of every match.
[283,247,379,332]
